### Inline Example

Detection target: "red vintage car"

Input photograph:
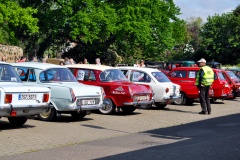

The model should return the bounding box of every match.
[167,67,231,104]
[167,67,213,105]
[211,68,233,102]
[222,70,240,98]
[67,64,154,114]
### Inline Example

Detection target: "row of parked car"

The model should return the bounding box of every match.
[1,61,239,127]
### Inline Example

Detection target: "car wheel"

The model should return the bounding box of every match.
[71,111,87,120]
[210,98,217,103]
[8,117,27,126]
[155,103,167,109]
[38,106,57,121]
[173,92,186,105]
[121,106,136,114]
[99,98,116,115]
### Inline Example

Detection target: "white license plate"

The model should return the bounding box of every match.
[19,94,37,100]
[139,96,148,101]
[82,99,95,105]
[134,96,148,101]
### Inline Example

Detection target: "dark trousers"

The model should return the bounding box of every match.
[199,86,211,113]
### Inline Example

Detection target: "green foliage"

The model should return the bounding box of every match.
[200,11,240,64]
[0,0,38,45]
[2,0,186,63]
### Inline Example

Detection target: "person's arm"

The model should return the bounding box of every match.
[198,68,204,87]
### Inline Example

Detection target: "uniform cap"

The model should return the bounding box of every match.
[197,58,206,63]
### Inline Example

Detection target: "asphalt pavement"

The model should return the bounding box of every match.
[0,98,240,160]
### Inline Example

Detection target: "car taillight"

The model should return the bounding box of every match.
[42,93,50,102]
[5,94,12,103]
[165,88,169,93]
[70,88,76,103]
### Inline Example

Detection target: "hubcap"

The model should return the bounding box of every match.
[40,109,51,118]
[102,99,112,111]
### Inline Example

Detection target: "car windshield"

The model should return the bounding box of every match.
[152,72,171,82]
[218,72,226,80]
[40,68,77,82]
[100,69,128,82]
[0,64,21,82]
[227,71,238,79]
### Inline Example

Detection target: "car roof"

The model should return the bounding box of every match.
[170,67,200,70]
[117,66,162,72]
[66,64,115,71]
[10,62,66,70]
[0,61,10,65]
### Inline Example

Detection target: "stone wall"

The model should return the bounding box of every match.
[0,44,23,62]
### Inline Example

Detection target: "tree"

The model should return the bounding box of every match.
[0,0,38,46]
[200,9,240,64]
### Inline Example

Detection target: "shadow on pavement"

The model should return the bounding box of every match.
[0,120,35,130]
[96,113,240,160]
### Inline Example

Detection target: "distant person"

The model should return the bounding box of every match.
[95,58,101,65]
[133,60,139,67]
[84,58,89,64]
[31,57,38,62]
[64,57,70,65]
[59,61,64,66]
[69,58,75,65]
[42,58,46,63]
[140,60,145,67]
[78,61,83,64]
[18,56,27,62]
[1,56,7,62]
[195,58,214,115]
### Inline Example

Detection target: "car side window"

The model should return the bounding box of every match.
[16,67,36,82]
[172,70,186,78]
[89,70,96,81]
[76,69,87,81]
[130,71,151,83]
[188,71,197,78]
[28,69,36,82]
[121,70,129,79]
[76,69,96,81]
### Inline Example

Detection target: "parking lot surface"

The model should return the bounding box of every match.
[0,98,240,159]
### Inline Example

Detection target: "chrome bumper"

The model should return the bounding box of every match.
[123,99,155,106]
[0,103,50,117]
[163,95,181,101]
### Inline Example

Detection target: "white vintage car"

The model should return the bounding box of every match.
[11,62,106,121]
[0,62,51,126]
[118,67,181,108]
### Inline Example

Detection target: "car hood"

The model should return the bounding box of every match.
[0,82,50,93]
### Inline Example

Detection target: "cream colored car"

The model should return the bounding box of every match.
[118,67,181,108]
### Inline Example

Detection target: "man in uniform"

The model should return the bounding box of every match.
[195,58,214,115]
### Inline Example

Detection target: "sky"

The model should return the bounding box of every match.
[173,0,240,22]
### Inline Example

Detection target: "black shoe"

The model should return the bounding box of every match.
[199,111,207,115]
[208,112,211,115]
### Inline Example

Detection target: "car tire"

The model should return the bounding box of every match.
[155,103,167,109]
[173,92,186,105]
[121,106,136,114]
[38,106,57,121]
[8,117,27,126]
[71,111,87,120]
[99,98,116,115]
